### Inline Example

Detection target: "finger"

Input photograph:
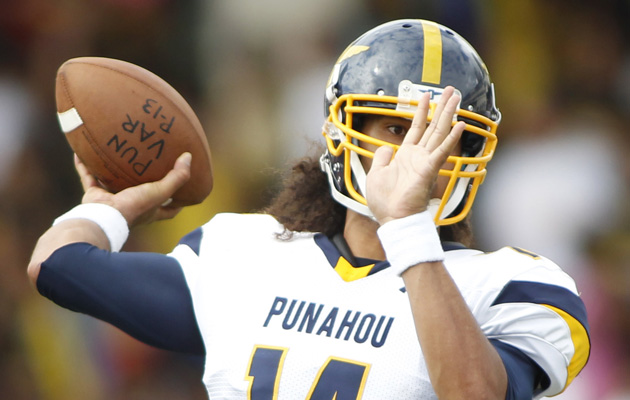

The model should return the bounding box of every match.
[429,121,465,167]
[425,92,461,152]
[403,91,431,145]
[371,146,395,171]
[74,154,99,192]
[418,86,455,147]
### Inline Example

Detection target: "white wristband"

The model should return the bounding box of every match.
[377,211,445,276]
[53,203,129,252]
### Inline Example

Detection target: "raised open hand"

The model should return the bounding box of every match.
[366,86,465,225]
[75,152,192,227]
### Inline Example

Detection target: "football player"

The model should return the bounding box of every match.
[28,19,589,399]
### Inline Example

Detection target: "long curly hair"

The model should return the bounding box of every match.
[262,151,474,247]
[263,155,346,238]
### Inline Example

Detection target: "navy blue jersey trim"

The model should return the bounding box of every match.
[179,227,203,255]
[492,280,590,334]
[368,260,391,274]
[314,233,340,267]
[442,241,468,252]
[314,233,389,275]
[490,339,549,399]
[314,234,466,277]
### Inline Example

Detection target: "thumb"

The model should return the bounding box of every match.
[119,152,192,226]
[156,152,192,200]
[135,152,192,209]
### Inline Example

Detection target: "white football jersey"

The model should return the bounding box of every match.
[171,213,589,399]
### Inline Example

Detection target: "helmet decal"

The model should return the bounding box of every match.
[396,80,461,120]
[336,45,370,64]
[326,45,370,90]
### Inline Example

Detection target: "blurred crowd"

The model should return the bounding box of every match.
[1,0,629,399]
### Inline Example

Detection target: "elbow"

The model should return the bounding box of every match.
[434,370,507,400]
[465,368,507,400]
[462,383,505,400]
[27,259,42,287]
[437,384,505,400]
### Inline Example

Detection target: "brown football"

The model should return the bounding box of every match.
[55,56,213,207]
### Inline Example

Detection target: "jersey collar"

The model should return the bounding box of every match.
[314,233,466,282]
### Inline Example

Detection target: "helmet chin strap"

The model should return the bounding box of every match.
[427,198,441,220]
[320,153,374,219]
[435,162,476,222]
[346,151,453,223]
[349,149,474,224]
[322,149,475,225]
[349,150,368,197]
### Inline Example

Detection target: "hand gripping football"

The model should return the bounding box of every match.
[55,57,213,207]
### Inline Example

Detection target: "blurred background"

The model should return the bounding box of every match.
[1,0,629,398]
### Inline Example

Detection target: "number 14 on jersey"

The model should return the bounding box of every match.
[245,345,371,399]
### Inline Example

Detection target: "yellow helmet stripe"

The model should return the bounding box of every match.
[421,21,443,84]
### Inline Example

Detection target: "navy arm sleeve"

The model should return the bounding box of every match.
[36,242,205,355]
[490,339,550,400]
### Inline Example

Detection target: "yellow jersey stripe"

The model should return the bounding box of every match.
[543,304,591,390]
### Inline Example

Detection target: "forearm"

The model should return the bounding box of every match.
[28,219,110,285]
[402,262,507,399]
